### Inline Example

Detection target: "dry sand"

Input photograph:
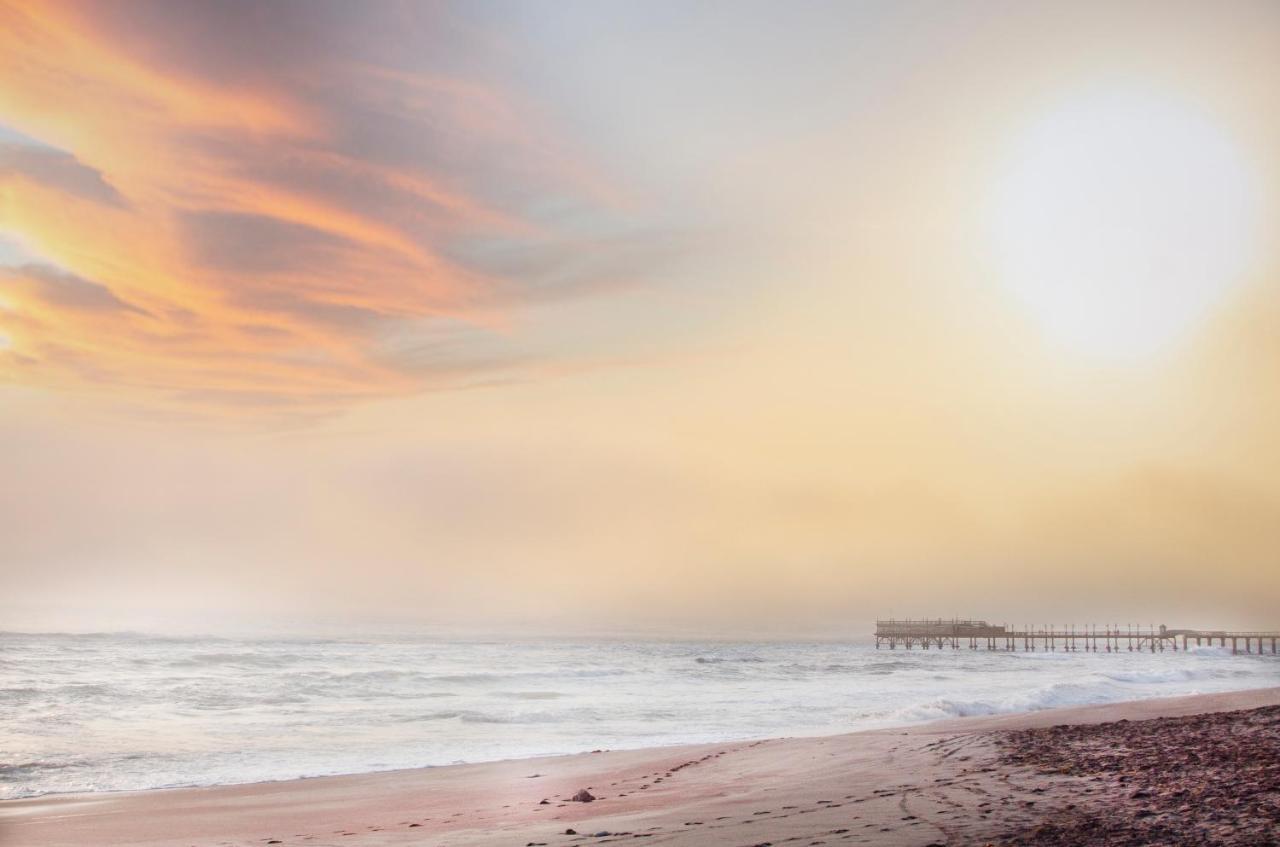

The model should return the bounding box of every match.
[3,687,1277,847]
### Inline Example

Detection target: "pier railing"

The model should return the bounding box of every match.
[874,619,1280,655]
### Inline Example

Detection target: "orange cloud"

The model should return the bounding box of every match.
[0,1,654,416]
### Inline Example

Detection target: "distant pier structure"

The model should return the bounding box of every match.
[874,618,1280,655]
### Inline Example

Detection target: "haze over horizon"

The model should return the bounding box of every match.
[3,1,1279,636]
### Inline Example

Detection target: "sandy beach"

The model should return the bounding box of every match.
[3,687,1277,847]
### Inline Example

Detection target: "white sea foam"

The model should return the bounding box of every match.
[1,631,1276,799]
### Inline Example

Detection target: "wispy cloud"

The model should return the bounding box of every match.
[1,263,146,314]
[0,144,125,207]
[0,1,667,414]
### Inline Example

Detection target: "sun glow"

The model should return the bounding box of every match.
[987,88,1260,360]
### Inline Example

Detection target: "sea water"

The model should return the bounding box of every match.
[2,630,1278,799]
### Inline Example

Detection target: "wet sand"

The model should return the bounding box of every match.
[3,687,1277,847]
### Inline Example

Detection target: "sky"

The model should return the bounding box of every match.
[2,1,1278,635]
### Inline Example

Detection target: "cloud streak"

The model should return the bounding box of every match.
[0,144,125,207]
[1,263,146,314]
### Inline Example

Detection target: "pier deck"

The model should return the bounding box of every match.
[874,618,1280,655]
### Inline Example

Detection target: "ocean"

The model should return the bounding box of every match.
[3,630,1278,800]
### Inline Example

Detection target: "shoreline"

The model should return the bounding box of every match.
[4,686,1279,846]
[7,675,1275,805]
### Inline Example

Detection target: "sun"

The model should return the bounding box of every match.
[985,87,1260,360]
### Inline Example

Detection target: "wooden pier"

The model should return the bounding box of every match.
[874,618,1280,655]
